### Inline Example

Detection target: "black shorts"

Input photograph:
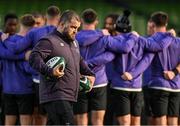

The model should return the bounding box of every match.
[33,83,46,115]
[73,86,107,114]
[33,82,39,107]
[179,99,180,116]
[143,86,153,116]
[4,93,34,115]
[111,89,143,116]
[43,100,74,125]
[149,89,180,117]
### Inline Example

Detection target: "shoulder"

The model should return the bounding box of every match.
[29,26,49,34]
[173,37,180,46]
[7,34,23,41]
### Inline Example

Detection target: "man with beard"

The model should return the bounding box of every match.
[29,10,95,125]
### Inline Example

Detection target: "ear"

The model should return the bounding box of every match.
[59,22,63,26]
[165,23,168,27]
[114,24,116,29]
[95,20,98,25]
[92,20,98,27]
[57,22,65,32]
[59,22,66,28]
[151,22,156,28]
[151,22,156,31]
[80,18,84,24]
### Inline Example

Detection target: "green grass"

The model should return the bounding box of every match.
[0,0,179,34]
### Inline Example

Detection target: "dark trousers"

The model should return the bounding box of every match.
[43,100,74,125]
[0,90,4,125]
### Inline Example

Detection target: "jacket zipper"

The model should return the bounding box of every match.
[69,42,79,99]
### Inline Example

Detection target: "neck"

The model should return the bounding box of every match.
[155,27,166,33]
[82,23,96,30]
[116,31,122,35]
[46,20,57,27]
[18,26,29,36]
[57,27,73,43]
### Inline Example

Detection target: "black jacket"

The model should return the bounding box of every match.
[29,30,94,103]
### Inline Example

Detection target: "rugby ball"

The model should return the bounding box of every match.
[79,76,91,92]
[46,56,65,71]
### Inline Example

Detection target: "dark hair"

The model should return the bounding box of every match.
[150,11,168,27]
[46,5,60,18]
[32,12,45,19]
[115,10,132,33]
[105,14,119,24]
[60,10,80,24]
[81,8,97,24]
[177,31,180,37]
[20,14,35,27]
[4,13,18,24]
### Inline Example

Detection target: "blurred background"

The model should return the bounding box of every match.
[0,0,179,35]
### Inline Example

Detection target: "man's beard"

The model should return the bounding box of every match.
[62,31,74,41]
